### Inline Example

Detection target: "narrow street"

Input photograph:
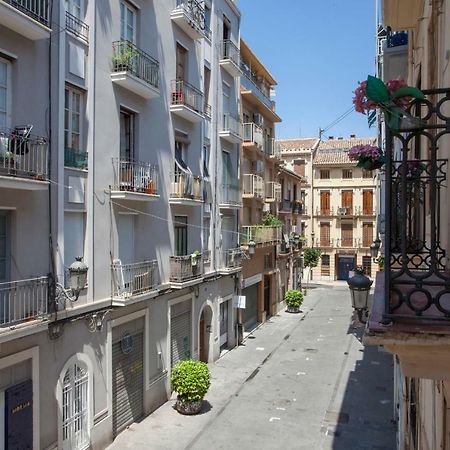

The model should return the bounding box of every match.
[108,282,395,450]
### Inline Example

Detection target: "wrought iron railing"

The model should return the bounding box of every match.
[241,225,282,245]
[174,0,206,34]
[0,129,48,180]
[112,260,158,299]
[242,174,264,199]
[240,62,274,111]
[0,277,48,327]
[336,238,360,248]
[292,203,307,215]
[315,207,334,216]
[222,113,241,137]
[170,172,203,201]
[170,254,204,282]
[223,248,242,270]
[280,199,291,211]
[65,148,88,170]
[112,40,159,89]
[220,183,240,206]
[5,0,49,26]
[171,80,204,114]
[315,238,334,248]
[265,182,281,202]
[383,88,450,322]
[65,11,89,42]
[242,122,264,148]
[112,159,159,195]
[219,40,240,67]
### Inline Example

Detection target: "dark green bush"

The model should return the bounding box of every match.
[285,289,304,308]
[171,360,211,402]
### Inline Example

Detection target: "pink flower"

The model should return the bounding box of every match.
[348,144,381,161]
[352,81,377,114]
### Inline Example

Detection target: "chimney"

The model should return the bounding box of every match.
[350,134,356,138]
[338,136,343,140]
[328,136,334,140]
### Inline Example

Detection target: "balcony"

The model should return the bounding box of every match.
[336,238,360,248]
[219,248,242,275]
[219,113,242,143]
[170,80,204,123]
[358,207,376,217]
[279,199,292,213]
[112,260,159,305]
[65,11,89,43]
[111,40,159,99]
[64,148,88,170]
[0,128,49,190]
[336,206,355,217]
[382,0,422,30]
[219,183,241,209]
[314,207,334,217]
[111,159,159,201]
[219,40,242,77]
[0,276,48,329]
[242,174,264,200]
[0,0,50,40]
[169,172,203,205]
[171,0,205,40]
[241,225,281,245]
[264,138,281,159]
[314,238,334,249]
[242,122,264,152]
[170,254,204,288]
[265,182,281,203]
[292,203,308,215]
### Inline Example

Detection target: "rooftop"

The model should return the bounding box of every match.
[314,137,377,165]
[278,138,319,154]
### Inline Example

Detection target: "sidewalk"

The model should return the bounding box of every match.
[107,294,322,450]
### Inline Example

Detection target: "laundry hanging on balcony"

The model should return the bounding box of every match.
[174,158,194,197]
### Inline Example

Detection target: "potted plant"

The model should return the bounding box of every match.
[348,144,385,171]
[285,289,303,313]
[171,359,211,415]
[112,44,138,72]
[377,256,384,272]
[191,251,201,274]
[353,75,425,130]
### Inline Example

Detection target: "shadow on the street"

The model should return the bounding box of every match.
[328,319,396,449]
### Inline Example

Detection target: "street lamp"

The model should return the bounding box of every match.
[55,257,89,305]
[240,240,256,259]
[347,267,373,323]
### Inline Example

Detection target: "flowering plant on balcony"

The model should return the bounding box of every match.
[348,144,385,171]
[353,75,425,130]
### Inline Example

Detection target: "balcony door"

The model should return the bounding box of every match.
[320,222,330,246]
[176,44,187,81]
[341,223,353,247]
[363,190,373,214]
[174,216,188,256]
[222,215,235,252]
[65,0,83,19]
[0,58,11,130]
[120,110,134,161]
[341,190,353,212]
[120,1,136,43]
[117,214,134,265]
[320,191,330,214]
[363,223,374,247]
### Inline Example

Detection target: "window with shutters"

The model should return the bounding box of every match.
[320,223,330,247]
[320,169,330,179]
[174,216,188,256]
[341,190,353,214]
[320,191,330,215]
[363,222,374,247]
[341,223,353,247]
[61,362,89,450]
[362,190,373,215]
[321,254,330,276]
[342,169,353,179]
[362,256,372,276]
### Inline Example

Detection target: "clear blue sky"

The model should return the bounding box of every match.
[238,0,377,139]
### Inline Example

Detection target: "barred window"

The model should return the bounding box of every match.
[342,169,353,179]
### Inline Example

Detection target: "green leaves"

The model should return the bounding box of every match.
[392,86,425,100]
[285,290,304,308]
[171,359,211,402]
[366,75,390,103]
[303,248,322,268]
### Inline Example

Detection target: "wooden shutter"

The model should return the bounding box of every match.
[320,223,330,246]
[341,191,353,211]
[320,192,330,214]
[363,191,373,214]
[341,223,353,247]
[363,223,373,247]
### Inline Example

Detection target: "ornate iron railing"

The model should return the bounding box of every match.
[384,88,450,322]
[170,254,204,282]
[65,11,89,42]
[241,225,282,245]
[174,0,205,34]
[112,260,158,299]
[219,40,240,67]
[171,80,204,114]
[169,172,203,201]
[65,148,88,170]
[112,159,159,195]
[5,0,49,26]
[112,40,159,89]
[0,277,48,327]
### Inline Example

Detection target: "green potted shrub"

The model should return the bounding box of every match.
[285,289,303,313]
[171,359,211,415]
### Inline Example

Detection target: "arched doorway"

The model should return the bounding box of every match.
[199,305,213,363]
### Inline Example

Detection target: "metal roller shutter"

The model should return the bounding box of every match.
[242,284,258,330]
[171,307,191,367]
[112,331,144,437]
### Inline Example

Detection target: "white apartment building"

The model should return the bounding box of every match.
[0,0,243,447]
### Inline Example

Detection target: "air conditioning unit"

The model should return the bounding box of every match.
[337,207,347,215]
[253,113,264,126]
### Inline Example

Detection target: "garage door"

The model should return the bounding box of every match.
[242,284,258,331]
[112,331,144,437]
[171,301,191,367]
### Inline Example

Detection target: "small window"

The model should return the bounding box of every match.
[320,169,330,179]
[362,169,372,178]
[342,169,353,179]
[120,1,136,43]
[65,86,83,151]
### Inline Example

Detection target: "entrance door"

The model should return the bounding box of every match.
[199,313,206,362]
[242,284,258,331]
[337,256,355,281]
[264,278,270,317]
[219,301,228,349]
